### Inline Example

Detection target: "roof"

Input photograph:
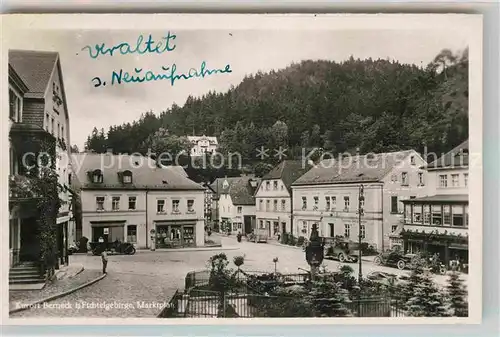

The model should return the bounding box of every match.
[72,153,204,191]
[426,140,469,170]
[228,177,261,205]
[8,64,29,93]
[210,177,241,199]
[260,160,312,193]
[401,194,468,203]
[9,50,58,99]
[187,135,218,145]
[292,150,414,186]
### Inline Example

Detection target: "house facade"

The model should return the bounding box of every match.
[255,160,311,239]
[9,50,73,270]
[400,140,469,266]
[187,135,218,157]
[291,150,427,251]
[215,176,259,234]
[75,153,205,249]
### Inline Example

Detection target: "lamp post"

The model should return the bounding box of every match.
[358,184,364,284]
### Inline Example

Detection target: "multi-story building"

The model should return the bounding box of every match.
[215,176,260,235]
[255,160,311,239]
[187,135,218,157]
[74,153,206,249]
[9,50,73,271]
[400,140,469,266]
[291,150,427,251]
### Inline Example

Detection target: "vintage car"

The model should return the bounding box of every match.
[366,271,410,286]
[323,237,360,263]
[90,241,136,255]
[373,249,416,270]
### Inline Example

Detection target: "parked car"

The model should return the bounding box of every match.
[323,237,360,263]
[90,241,136,255]
[373,249,416,270]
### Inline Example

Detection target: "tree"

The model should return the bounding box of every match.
[305,273,352,317]
[405,259,448,317]
[446,271,468,317]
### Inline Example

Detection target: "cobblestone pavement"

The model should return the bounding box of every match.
[11,234,468,318]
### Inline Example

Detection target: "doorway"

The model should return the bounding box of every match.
[329,223,334,237]
[281,222,287,235]
[19,217,39,261]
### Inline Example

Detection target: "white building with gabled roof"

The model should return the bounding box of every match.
[187,135,218,157]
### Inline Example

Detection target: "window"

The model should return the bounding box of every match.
[452,205,465,227]
[464,173,468,187]
[266,181,270,190]
[302,197,307,210]
[127,225,137,243]
[45,113,50,131]
[281,184,284,190]
[273,181,278,190]
[128,196,136,210]
[57,122,60,138]
[9,89,22,122]
[423,205,431,225]
[391,196,398,213]
[451,174,459,187]
[443,205,451,225]
[391,225,398,233]
[439,174,448,188]
[92,170,103,183]
[187,200,194,212]
[313,196,319,210]
[302,221,307,234]
[343,196,350,211]
[413,204,422,224]
[432,205,442,225]
[281,199,286,211]
[112,196,120,210]
[157,200,165,213]
[96,196,105,211]
[237,206,242,214]
[391,174,398,182]
[172,200,180,213]
[401,172,408,186]
[360,224,365,239]
[410,156,416,165]
[259,199,263,211]
[266,200,270,211]
[331,196,336,210]
[273,199,278,211]
[344,224,351,238]
[418,172,425,185]
[325,196,331,211]
[259,220,264,229]
[51,118,55,135]
[61,126,65,141]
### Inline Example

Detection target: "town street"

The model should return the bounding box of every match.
[10,234,468,318]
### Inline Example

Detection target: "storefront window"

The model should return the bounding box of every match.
[452,205,465,227]
[127,225,137,243]
[443,205,451,225]
[431,205,442,225]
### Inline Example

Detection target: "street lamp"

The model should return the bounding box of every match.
[358,184,364,284]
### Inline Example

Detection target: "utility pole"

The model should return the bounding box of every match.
[358,184,364,284]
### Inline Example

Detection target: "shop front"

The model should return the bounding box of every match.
[155,221,197,248]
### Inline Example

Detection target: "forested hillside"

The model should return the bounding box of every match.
[84,48,469,181]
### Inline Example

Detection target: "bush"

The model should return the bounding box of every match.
[297,236,305,247]
[233,255,245,268]
[281,233,289,245]
[287,235,297,246]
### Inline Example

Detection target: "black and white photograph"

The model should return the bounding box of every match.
[2,14,482,323]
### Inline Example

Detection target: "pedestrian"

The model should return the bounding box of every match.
[101,250,108,274]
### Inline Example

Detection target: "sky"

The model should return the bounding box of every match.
[6,29,468,149]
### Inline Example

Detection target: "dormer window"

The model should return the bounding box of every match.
[122,170,133,184]
[91,169,103,183]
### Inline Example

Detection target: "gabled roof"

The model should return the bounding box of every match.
[260,160,312,193]
[8,64,29,93]
[73,153,204,191]
[187,135,218,145]
[227,177,261,205]
[426,140,469,170]
[9,50,58,99]
[292,150,415,186]
[210,177,241,200]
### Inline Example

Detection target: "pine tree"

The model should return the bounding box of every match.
[446,271,468,317]
[305,274,352,317]
[406,268,448,317]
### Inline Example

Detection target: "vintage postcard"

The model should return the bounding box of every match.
[1,14,482,325]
